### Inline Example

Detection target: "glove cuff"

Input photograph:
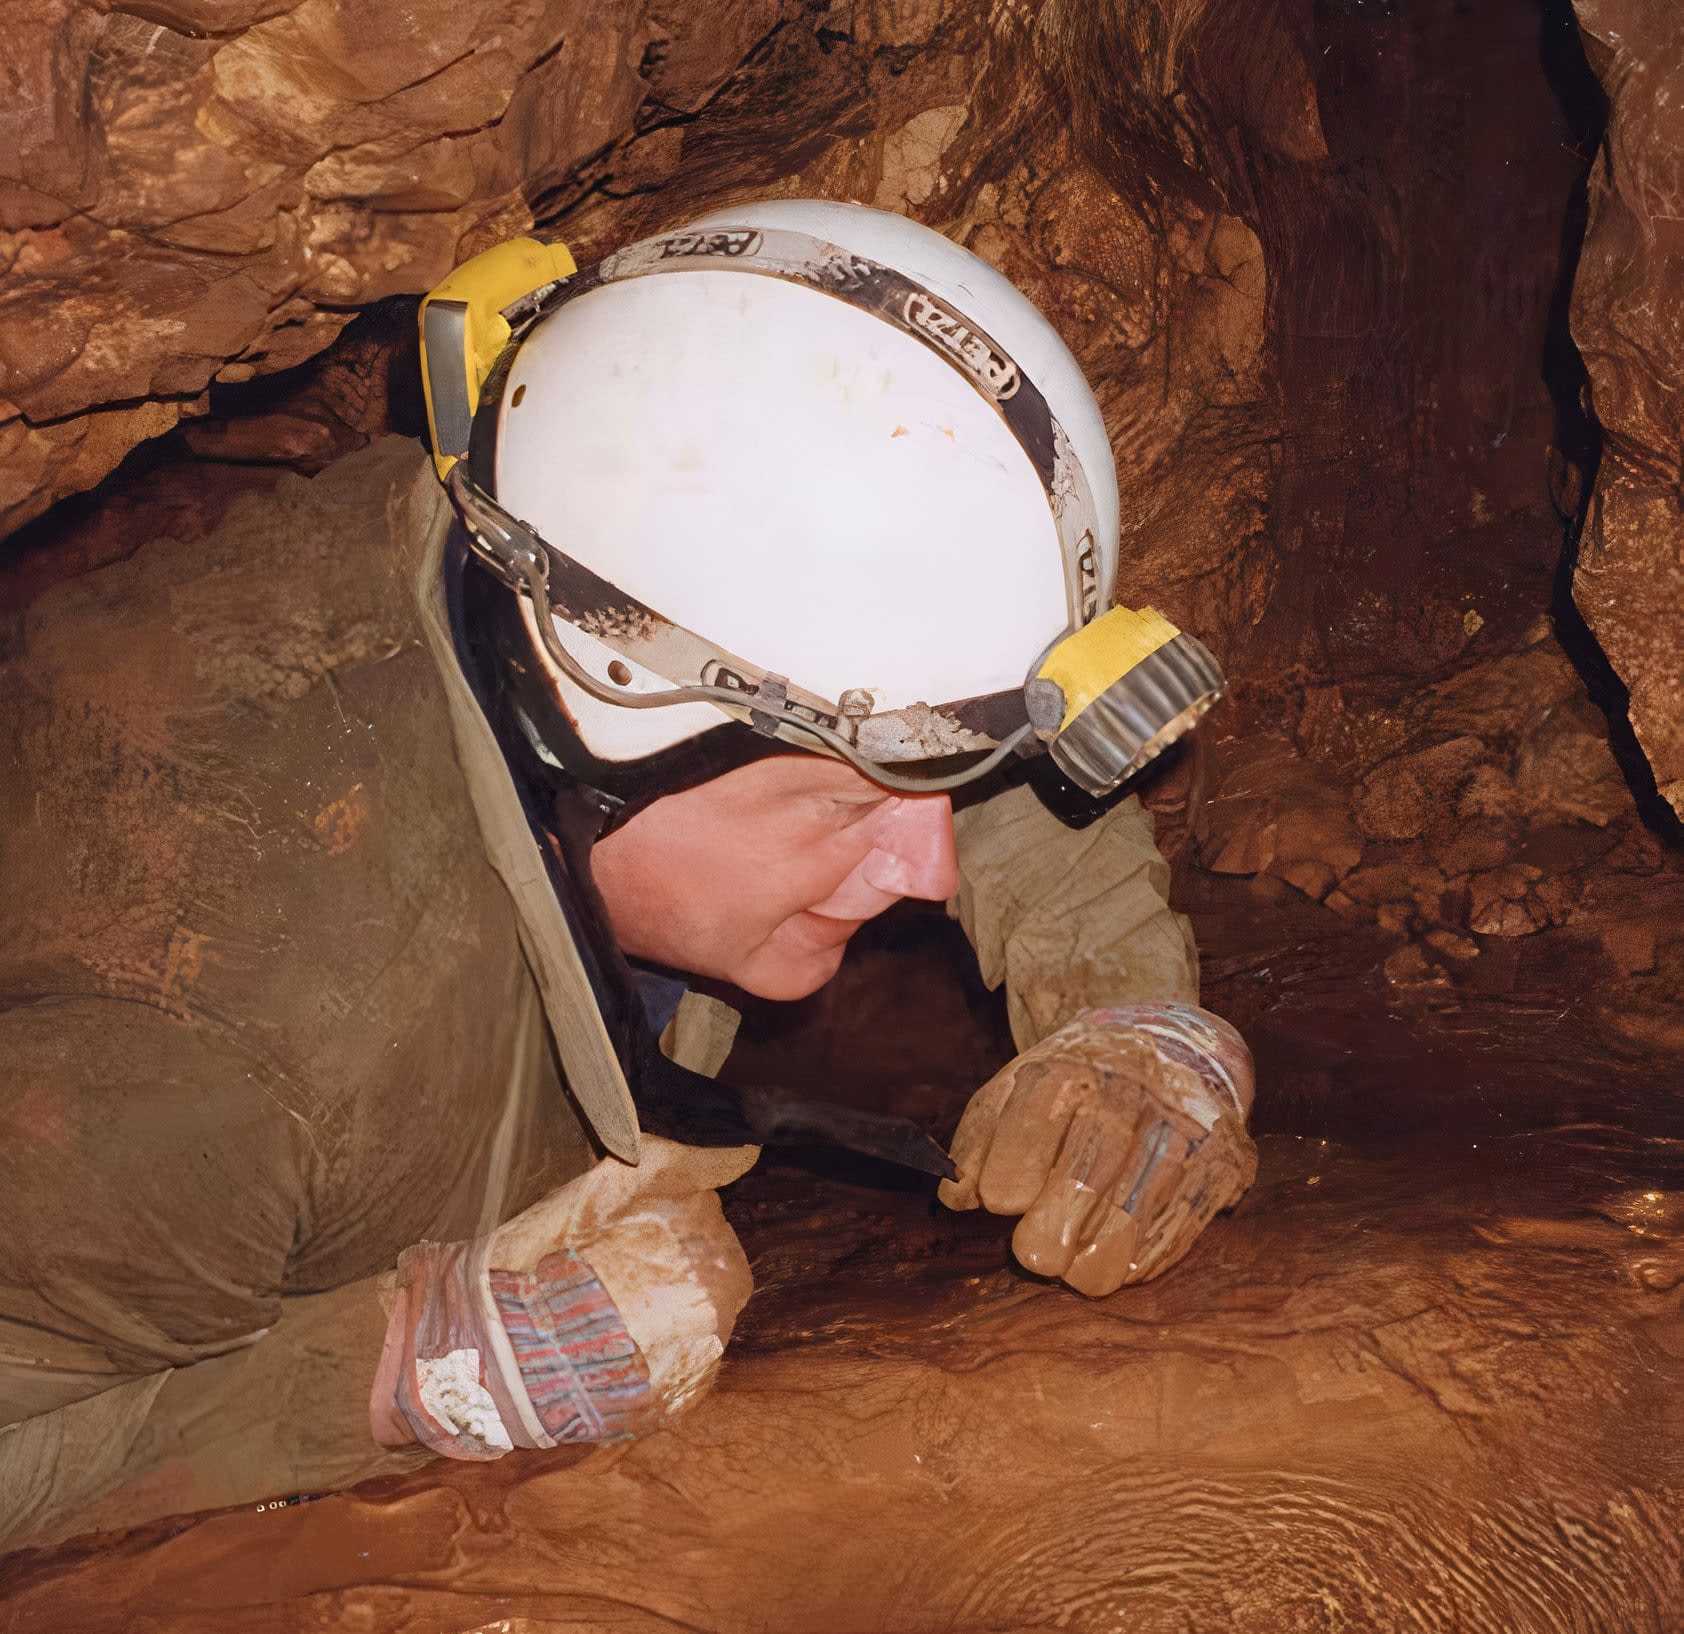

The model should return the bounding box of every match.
[371,1236,655,1460]
[1067,1001,1254,1119]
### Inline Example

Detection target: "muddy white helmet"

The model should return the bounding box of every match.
[422,199,1224,804]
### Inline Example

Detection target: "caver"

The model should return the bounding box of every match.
[0,200,1255,1546]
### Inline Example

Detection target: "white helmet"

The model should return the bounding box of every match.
[422,199,1224,802]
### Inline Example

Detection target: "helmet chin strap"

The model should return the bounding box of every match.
[459,454,1225,803]
[515,548,1034,793]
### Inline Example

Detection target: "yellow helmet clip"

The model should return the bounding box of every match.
[418,236,578,480]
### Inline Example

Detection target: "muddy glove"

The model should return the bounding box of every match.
[939,1003,1256,1296]
[372,1137,757,1457]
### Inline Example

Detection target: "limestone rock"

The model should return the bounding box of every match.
[1195,733,1366,901]
[1570,0,1684,816]
[0,0,783,535]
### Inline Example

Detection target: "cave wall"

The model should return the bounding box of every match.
[0,0,787,534]
[1569,0,1684,818]
[6,0,1684,1120]
[1164,0,1684,1128]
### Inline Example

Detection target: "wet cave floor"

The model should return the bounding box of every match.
[4,957,1682,1632]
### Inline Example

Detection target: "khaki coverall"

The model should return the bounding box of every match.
[0,439,1199,1552]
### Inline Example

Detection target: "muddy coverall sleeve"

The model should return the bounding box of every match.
[0,440,587,1552]
[950,783,1200,1051]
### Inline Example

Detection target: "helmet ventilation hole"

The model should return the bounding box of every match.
[511,384,527,407]
[607,660,633,686]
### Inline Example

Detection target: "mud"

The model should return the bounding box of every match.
[2,1112,1681,1633]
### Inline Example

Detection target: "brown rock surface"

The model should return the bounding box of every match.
[0,0,785,534]
[3,1126,1682,1633]
[1570,0,1684,818]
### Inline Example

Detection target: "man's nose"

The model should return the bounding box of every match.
[860,793,960,902]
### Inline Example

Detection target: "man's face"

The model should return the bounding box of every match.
[591,755,960,1000]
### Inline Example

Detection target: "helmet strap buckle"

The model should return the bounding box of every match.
[749,673,789,736]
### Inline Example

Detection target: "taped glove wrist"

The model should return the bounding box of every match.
[372,1237,655,1459]
[1059,1001,1255,1119]
[371,1136,756,1459]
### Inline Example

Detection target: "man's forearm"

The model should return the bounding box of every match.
[0,1272,414,1555]
[951,782,1200,1047]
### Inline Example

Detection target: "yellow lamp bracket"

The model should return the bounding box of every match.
[1027,605,1227,795]
[419,236,578,481]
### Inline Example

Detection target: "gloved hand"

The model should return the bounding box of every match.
[939,1003,1256,1296]
[490,1135,758,1417]
[373,1137,757,1457]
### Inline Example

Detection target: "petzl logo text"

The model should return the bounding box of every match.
[659,229,763,260]
[903,293,1021,400]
